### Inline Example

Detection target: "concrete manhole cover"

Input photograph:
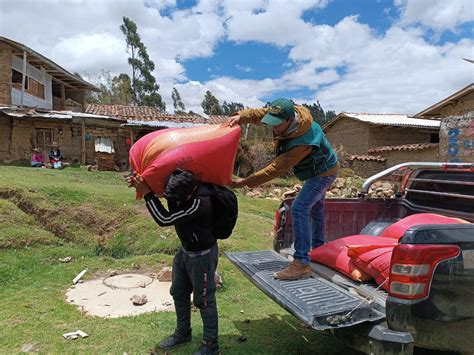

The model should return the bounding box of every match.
[66,273,174,318]
[103,274,153,289]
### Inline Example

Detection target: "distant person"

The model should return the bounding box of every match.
[48,142,64,169]
[127,169,221,355]
[228,98,339,281]
[31,148,46,168]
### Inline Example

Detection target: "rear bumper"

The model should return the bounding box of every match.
[331,322,414,355]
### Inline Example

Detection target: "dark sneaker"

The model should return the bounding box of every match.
[193,341,220,355]
[159,330,192,350]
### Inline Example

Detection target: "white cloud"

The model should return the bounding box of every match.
[0,0,472,116]
[396,0,474,34]
[235,64,252,72]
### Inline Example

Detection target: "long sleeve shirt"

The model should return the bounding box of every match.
[236,106,339,187]
[143,185,216,251]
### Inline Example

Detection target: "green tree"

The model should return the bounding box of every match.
[120,17,165,111]
[221,101,245,116]
[171,87,186,113]
[80,70,133,105]
[325,110,336,122]
[201,90,222,115]
[302,101,326,125]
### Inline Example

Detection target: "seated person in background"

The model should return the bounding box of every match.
[31,148,46,168]
[48,142,64,169]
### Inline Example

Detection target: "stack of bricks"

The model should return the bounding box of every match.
[0,42,13,106]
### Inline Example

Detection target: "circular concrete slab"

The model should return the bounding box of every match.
[66,273,174,318]
[103,273,153,289]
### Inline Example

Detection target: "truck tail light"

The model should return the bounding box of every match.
[389,244,460,300]
[274,208,281,241]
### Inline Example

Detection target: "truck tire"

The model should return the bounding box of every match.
[360,220,396,236]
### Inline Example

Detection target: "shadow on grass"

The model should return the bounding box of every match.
[149,314,357,355]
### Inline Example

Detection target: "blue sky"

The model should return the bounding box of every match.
[1,0,473,114]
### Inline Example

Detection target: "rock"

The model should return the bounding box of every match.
[157,267,172,282]
[246,191,261,198]
[108,269,118,276]
[282,189,298,199]
[272,188,282,196]
[215,271,223,289]
[130,294,148,306]
[58,256,72,263]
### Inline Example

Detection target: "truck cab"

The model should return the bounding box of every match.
[227,163,474,354]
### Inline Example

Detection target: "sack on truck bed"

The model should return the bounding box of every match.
[129,124,241,197]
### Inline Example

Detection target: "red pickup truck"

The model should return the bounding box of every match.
[227,163,474,354]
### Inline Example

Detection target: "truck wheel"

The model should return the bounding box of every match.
[360,220,395,236]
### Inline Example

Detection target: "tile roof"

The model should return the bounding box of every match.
[85,104,208,124]
[123,120,205,128]
[208,115,229,125]
[324,112,440,130]
[368,143,439,153]
[348,155,387,162]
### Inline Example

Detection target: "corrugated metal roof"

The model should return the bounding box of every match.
[0,107,120,121]
[368,143,439,153]
[324,112,440,130]
[123,120,206,128]
[343,113,440,128]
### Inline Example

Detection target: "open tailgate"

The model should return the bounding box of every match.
[226,250,385,330]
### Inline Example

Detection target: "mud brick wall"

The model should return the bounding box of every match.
[0,116,12,161]
[0,42,13,106]
[325,119,369,155]
[380,147,439,167]
[348,159,386,177]
[368,126,433,148]
[440,112,474,163]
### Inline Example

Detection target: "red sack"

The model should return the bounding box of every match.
[129,124,241,197]
[309,235,397,282]
[348,245,394,291]
[381,213,469,240]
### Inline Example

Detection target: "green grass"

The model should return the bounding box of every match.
[0,166,353,354]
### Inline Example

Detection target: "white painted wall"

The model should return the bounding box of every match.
[11,55,52,109]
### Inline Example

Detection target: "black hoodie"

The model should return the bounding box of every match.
[144,184,215,252]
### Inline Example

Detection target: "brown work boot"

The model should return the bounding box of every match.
[273,260,312,280]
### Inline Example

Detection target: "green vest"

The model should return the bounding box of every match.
[276,122,338,181]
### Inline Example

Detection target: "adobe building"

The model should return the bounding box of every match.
[323,113,440,176]
[416,83,473,163]
[0,37,209,169]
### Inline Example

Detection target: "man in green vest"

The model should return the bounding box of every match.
[229,98,339,280]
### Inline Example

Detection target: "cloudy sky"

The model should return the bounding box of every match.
[1,0,473,114]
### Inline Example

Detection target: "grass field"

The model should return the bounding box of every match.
[0,165,353,354]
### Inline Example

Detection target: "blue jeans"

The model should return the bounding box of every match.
[291,174,337,264]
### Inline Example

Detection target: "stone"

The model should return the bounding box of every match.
[130,294,148,306]
[272,188,282,196]
[157,267,172,282]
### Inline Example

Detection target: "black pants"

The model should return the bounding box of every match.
[170,244,218,343]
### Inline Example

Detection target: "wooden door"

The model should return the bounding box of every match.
[35,129,54,155]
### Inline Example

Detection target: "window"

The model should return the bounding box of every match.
[27,77,45,99]
[11,69,23,89]
[11,69,45,99]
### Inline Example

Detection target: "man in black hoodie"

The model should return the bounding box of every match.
[127,169,219,355]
